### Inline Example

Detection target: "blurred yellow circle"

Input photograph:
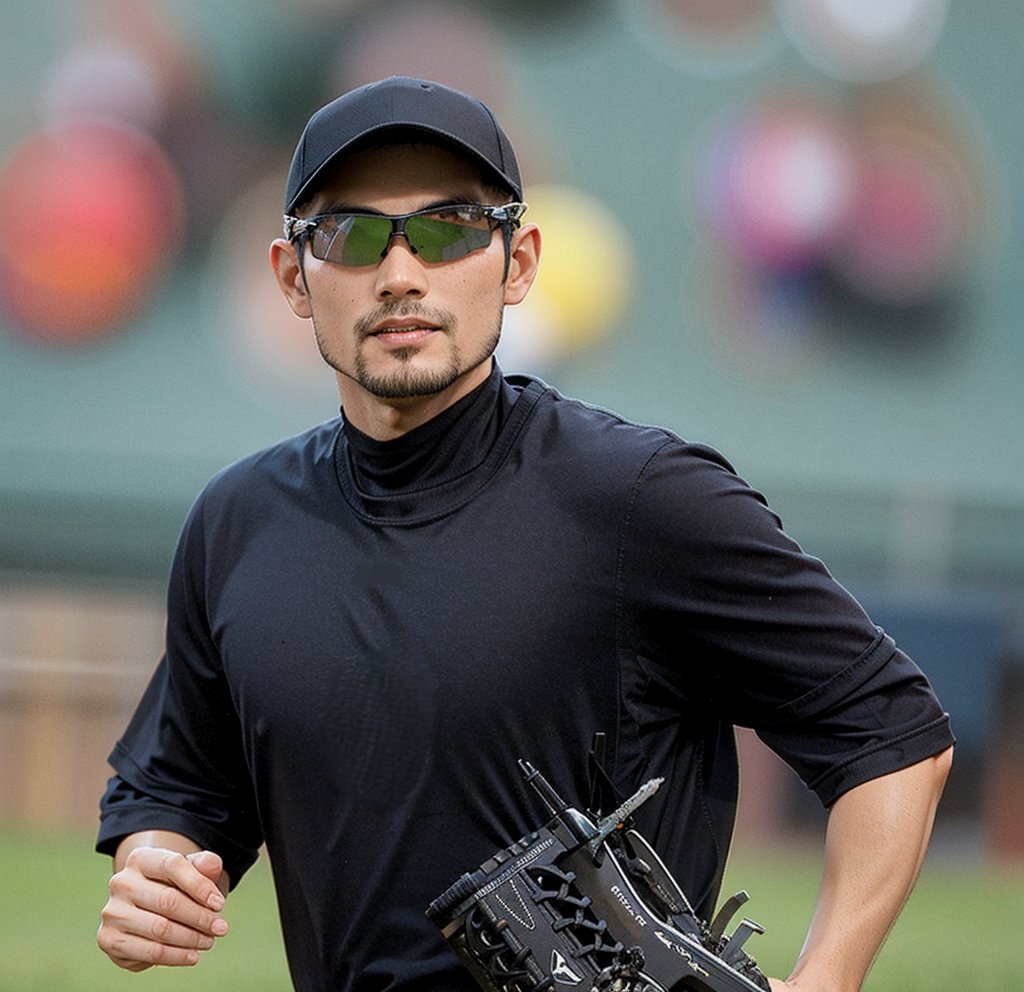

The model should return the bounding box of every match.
[523,185,633,353]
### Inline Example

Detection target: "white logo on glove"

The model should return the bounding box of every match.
[550,949,584,985]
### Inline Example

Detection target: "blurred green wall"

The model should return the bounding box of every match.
[1,0,1021,600]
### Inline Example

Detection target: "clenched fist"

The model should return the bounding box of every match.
[98,846,230,971]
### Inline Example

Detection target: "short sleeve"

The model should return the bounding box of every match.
[96,496,263,884]
[620,440,954,806]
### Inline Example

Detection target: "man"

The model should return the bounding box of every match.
[96,76,953,992]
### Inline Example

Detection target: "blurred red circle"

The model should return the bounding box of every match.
[0,121,184,344]
[833,141,966,305]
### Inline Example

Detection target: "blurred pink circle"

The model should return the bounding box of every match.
[702,100,855,270]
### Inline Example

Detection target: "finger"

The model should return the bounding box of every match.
[98,896,215,972]
[97,922,204,970]
[131,880,230,937]
[112,900,220,951]
[128,847,226,912]
[187,850,228,895]
[110,865,228,937]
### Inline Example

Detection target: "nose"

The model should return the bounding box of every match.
[374,235,428,300]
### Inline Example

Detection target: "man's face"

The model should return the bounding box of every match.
[292,143,521,418]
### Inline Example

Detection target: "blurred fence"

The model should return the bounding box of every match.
[2,579,1021,865]
[0,585,161,831]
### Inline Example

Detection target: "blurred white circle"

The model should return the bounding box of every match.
[43,43,166,131]
[777,0,949,81]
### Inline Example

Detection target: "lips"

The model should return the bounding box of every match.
[369,317,440,336]
[365,317,442,348]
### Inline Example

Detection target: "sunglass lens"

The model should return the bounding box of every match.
[406,216,492,263]
[311,216,391,266]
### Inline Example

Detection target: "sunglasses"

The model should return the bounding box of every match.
[284,202,527,267]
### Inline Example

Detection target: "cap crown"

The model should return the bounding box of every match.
[285,76,523,213]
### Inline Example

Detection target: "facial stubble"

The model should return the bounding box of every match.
[313,303,504,400]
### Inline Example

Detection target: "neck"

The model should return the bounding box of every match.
[336,358,495,441]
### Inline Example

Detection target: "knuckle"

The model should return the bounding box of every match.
[96,923,115,954]
[158,850,186,875]
[151,915,176,943]
[99,898,127,933]
[124,846,148,869]
[97,927,135,968]
[155,886,180,917]
[143,939,191,967]
[97,923,161,972]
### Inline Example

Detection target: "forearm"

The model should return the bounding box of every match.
[783,746,953,992]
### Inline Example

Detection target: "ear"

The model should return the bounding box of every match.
[503,223,541,306]
[269,238,313,318]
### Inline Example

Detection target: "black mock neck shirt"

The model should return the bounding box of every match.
[99,363,952,991]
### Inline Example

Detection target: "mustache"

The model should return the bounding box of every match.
[354,302,457,340]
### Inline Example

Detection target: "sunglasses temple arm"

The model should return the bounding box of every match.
[501,224,514,283]
[292,235,313,296]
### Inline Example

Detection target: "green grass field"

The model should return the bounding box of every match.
[1,827,1020,990]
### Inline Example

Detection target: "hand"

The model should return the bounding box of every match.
[97,847,230,971]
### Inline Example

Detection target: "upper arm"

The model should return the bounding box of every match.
[619,442,954,802]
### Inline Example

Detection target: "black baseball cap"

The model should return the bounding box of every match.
[284,76,523,214]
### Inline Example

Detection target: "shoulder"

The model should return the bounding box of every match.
[509,373,738,485]
[189,418,342,522]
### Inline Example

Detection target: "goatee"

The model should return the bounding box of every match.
[314,303,502,400]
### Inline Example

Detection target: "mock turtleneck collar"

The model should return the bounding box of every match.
[341,363,512,497]
[333,366,546,524]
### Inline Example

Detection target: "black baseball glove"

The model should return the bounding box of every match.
[428,760,771,992]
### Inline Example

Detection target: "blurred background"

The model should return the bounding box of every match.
[0,0,1022,984]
